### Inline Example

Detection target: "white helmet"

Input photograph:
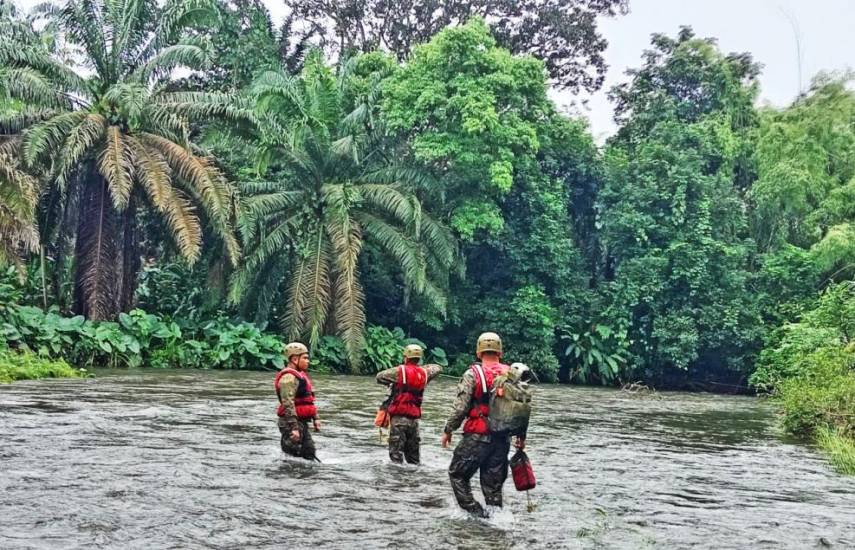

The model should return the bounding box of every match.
[508,362,531,382]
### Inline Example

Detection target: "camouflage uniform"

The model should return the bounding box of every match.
[277,373,317,460]
[376,364,443,464]
[443,367,515,517]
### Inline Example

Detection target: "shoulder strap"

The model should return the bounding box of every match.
[472,364,488,394]
[400,365,407,385]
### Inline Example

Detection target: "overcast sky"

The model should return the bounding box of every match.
[13,0,855,140]
[573,0,855,141]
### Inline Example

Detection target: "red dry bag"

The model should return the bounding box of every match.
[510,449,536,491]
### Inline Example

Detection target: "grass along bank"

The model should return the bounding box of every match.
[816,426,855,475]
[0,347,89,383]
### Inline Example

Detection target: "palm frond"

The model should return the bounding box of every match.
[143,104,190,144]
[54,113,108,189]
[98,125,135,209]
[152,0,218,49]
[156,91,252,124]
[323,193,365,368]
[0,40,87,99]
[233,217,294,295]
[61,0,112,82]
[0,106,58,135]
[0,66,66,107]
[141,132,239,263]
[279,224,332,347]
[420,212,458,267]
[22,111,87,168]
[108,0,150,65]
[303,226,332,348]
[0,144,40,267]
[358,184,419,227]
[125,134,203,263]
[132,40,210,84]
[356,211,427,294]
[238,190,302,240]
[238,180,290,195]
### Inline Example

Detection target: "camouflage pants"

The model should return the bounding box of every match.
[448,434,510,517]
[388,417,420,464]
[278,418,316,461]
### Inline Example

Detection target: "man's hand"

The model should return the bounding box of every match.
[513,436,526,450]
[440,432,452,448]
[313,418,321,432]
[290,429,301,443]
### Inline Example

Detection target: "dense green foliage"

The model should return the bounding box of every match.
[1,267,416,373]
[598,29,763,385]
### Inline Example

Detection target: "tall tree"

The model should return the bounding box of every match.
[282,0,627,92]
[231,52,456,366]
[599,28,763,384]
[0,0,243,319]
[380,19,601,379]
[751,75,855,266]
[382,18,551,241]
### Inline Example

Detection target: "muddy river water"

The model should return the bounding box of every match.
[1,370,853,549]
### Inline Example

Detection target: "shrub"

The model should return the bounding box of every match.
[561,322,631,385]
[778,348,855,439]
[754,282,855,475]
[360,325,406,374]
[313,335,348,373]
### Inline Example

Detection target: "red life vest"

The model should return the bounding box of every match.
[274,368,317,420]
[387,364,427,419]
[462,362,509,435]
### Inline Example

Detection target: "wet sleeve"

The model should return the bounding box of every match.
[423,364,443,382]
[443,370,475,434]
[375,367,398,386]
[279,374,299,429]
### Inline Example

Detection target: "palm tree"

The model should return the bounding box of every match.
[0,0,243,319]
[231,52,456,367]
[0,2,43,271]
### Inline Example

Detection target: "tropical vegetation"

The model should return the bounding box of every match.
[1,1,853,470]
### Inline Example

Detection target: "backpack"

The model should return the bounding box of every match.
[487,363,533,436]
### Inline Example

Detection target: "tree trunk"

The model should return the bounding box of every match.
[118,195,140,312]
[73,171,121,320]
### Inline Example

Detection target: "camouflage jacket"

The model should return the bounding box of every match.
[443,368,477,435]
[277,373,300,431]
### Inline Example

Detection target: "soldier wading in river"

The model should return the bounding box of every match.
[274,342,321,460]
[375,344,443,464]
[440,332,526,517]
